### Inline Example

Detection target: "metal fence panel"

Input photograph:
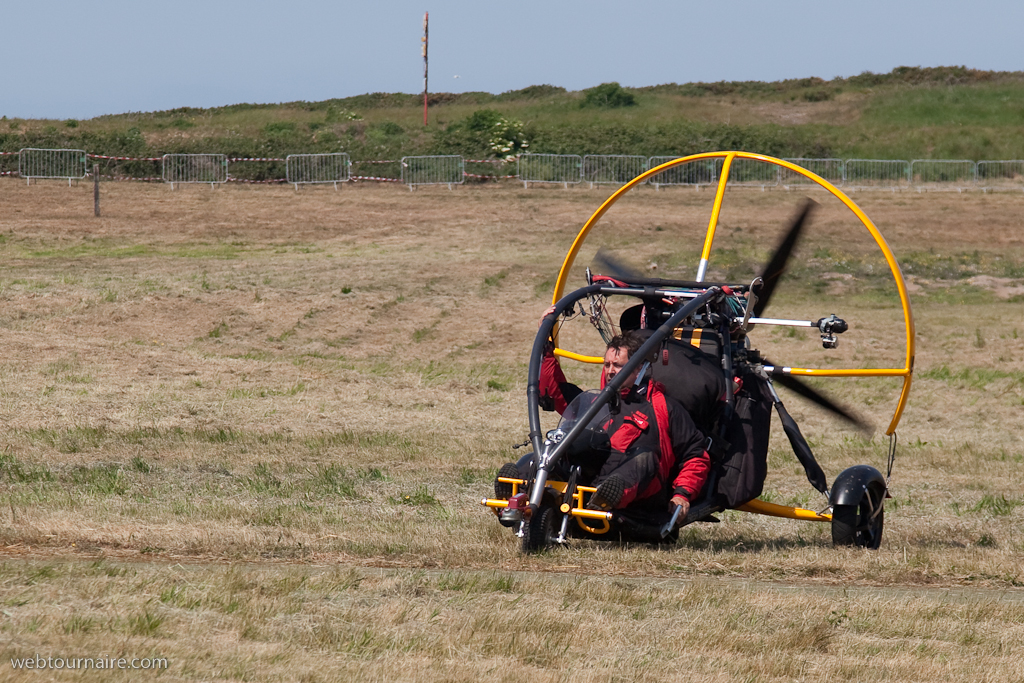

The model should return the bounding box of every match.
[14,149,1024,194]
[780,158,845,187]
[162,154,228,186]
[844,159,911,189]
[19,148,88,183]
[286,153,350,188]
[582,155,648,186]
[647,156,722,188]
[727,157,780,188]
[518,154,582,187]
[401,155,464,187]
[910,159,976,190]
[976,161,1024,191]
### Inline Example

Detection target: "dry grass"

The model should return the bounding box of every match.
[4,560,1024,683]
[1,179,1024,681]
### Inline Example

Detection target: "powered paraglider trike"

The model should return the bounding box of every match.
[482,152,915,554]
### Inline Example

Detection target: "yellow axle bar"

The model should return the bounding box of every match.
[481,498,613,521]
[736,498,832,522]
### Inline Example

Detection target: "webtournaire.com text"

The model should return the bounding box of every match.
[11,655,168,671]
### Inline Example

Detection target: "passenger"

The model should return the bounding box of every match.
[496,307,710,522]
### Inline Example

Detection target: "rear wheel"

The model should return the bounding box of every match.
[832,489,884,549]
[522,505,557,554]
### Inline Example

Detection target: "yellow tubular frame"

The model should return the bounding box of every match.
[481,481,614,534]
[737,498,831,522]
[550,151,915,436]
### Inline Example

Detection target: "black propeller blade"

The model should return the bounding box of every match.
[752,199,817,319]
[762,356,872,434]
[592,247,643,281]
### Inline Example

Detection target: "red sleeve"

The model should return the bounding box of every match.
[540,351,569,415]
[672,450,710,502]
[662,392,710,502]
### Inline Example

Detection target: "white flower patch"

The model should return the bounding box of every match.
[489,118,529,161]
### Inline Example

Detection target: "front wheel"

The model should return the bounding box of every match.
[832,491,884,549]
[522,505,557,554]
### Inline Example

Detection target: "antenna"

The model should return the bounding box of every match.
[422,12,429,126]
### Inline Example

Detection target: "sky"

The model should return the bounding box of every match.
[3,0,1023,120]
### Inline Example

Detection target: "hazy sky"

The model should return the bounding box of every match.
[4,0,1021,119]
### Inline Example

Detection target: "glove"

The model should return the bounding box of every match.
[669,494,690,526]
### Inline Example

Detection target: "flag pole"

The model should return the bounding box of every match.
[422,12,429,126]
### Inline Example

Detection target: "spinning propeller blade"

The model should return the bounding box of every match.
[762,356,872,434]
[752,199,817,318]
[592,248,643,281]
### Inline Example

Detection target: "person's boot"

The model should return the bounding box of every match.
[587,475,625,511]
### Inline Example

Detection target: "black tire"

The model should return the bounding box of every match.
[522,505,557,554]
[494,462,521,500]
[832,491,884,549]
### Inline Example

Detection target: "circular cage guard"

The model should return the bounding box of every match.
[549,151,915,436]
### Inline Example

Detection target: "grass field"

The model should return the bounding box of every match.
[7,67,1024,164]
[1,178,1023,681]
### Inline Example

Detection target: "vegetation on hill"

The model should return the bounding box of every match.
[3,66,1024,178]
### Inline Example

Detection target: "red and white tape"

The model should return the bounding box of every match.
[0,150,523,184]
[350,175,402,183]
[464,172,517,179]
[98,175,163,182]
[88,153,163,161]
[228,157,286,162]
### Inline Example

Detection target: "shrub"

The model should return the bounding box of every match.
[372,121,405,136]
[496,84,567,101]
[582,82,637,109]
[264,121,297,135]
[463,109,503,132]
[432,109,527,160]
[488,117,528,160]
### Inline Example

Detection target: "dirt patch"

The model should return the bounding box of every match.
[968,274,1024,298]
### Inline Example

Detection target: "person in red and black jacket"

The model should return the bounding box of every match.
[498,308,710,524]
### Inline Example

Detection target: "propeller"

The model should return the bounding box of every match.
[748,198,873,434]
[591,201,870,435]
[752,199,817,319]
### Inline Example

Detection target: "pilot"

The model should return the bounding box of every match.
[496,307,710,522]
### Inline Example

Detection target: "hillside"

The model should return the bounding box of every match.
[3,66,1024,170]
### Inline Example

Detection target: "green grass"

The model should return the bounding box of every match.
[920,365,1024,390]
[860,83,1024,128]
[20,241,246,261]
[971,494,1021,516]
[7,66,1024,170]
